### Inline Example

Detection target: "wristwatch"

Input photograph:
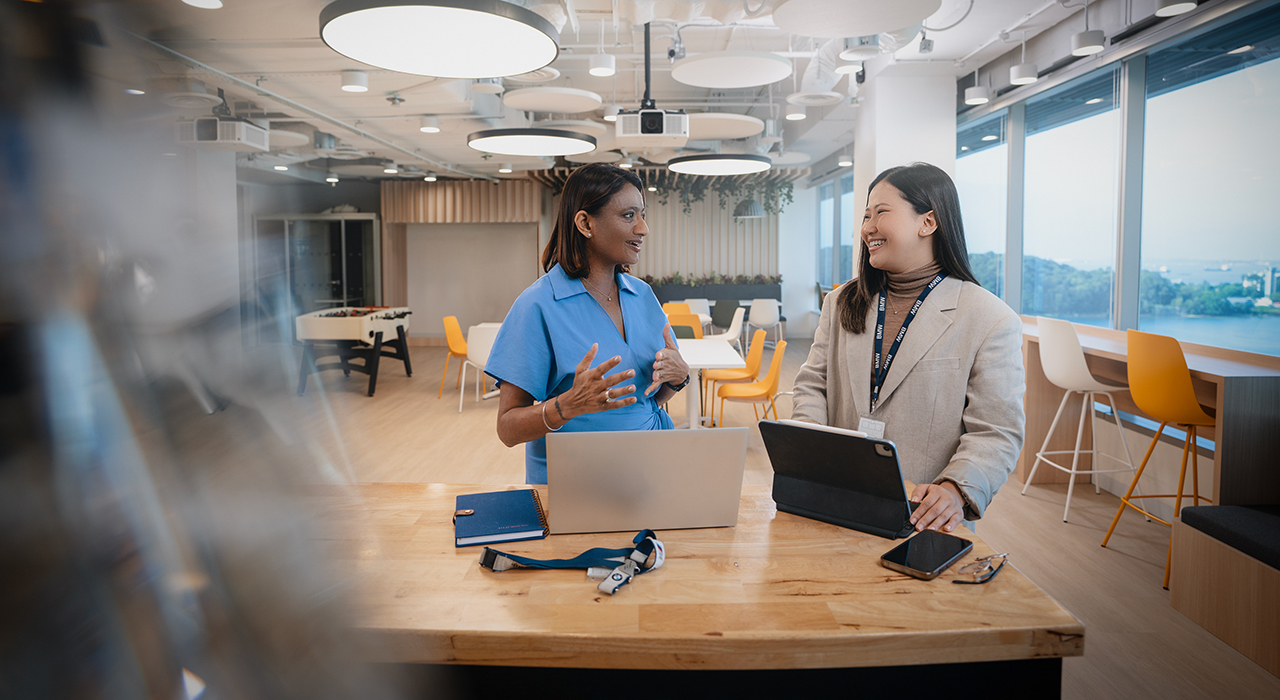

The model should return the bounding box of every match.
[665,373,691,392]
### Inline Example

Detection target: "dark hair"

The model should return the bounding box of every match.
[838,162,979,334]
[542,163,644,279]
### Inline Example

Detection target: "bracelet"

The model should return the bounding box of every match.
[542,400,562,432]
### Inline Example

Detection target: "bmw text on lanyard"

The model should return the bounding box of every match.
[871,274,946,414]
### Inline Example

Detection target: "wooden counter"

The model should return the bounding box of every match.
[312,483,1083,677]
[1020,321,1280,505]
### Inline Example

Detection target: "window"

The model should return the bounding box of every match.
[1139,5,1280,356]
[1021,66,1121,327]
[838,174,857,284]
[956,111,1008,297]
[818,182,834,287]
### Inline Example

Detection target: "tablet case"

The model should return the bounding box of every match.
[759,420,917,539]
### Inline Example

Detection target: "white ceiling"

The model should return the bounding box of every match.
[104,0,1078,184]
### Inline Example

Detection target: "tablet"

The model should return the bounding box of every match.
[759,419,917,539]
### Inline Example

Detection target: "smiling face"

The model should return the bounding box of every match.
[862,181,938,274]
[576,184,648,271]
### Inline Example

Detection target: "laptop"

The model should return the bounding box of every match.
[545,427,749,534]
[759,419,919,539]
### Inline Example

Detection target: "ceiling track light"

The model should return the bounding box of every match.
[320,0,559,78]
[341,69,369,92]
[784,103,806,121]
[1155,0,1197,17]
[467,128,597,157]
[667,153,772,177]
[419,116,440,133]
[1071,0,1105,57]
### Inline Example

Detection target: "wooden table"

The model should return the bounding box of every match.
[1021,321,1280,505]
[313,483,1084,694]
[676,338,746,429]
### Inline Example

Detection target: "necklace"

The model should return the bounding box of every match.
[582,274,616,302]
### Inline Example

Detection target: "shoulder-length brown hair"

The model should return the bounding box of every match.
[542,163,645,279]
[838,162,980,334]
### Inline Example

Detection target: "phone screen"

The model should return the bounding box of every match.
[881,530,972,574]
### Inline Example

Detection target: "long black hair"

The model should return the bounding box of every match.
[542,163,645,279]
[837,162,979,334]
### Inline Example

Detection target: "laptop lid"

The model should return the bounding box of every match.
[545,427,749,534]
[759,419,916,539]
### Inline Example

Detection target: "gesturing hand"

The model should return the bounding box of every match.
[559,343,638,418]
[646,324,690,397]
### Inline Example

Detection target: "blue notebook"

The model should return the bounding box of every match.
[454,489,549,547]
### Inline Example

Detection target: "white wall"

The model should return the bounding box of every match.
[406,223,539,338]
[779,184,819,338]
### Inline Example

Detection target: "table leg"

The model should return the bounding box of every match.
[297,343,314,396]
[396,324,413,376]
[366,332,384,397]
[685,370,702,429]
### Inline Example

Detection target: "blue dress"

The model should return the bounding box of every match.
[484,263,675,484]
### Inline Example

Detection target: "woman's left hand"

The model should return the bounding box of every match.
[909,481,966,533]
[645,324,691,397]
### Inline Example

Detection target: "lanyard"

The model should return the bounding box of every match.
[871,274,946,413]
[479,529,665,595]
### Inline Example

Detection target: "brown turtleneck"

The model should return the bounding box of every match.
[881,261,943,344]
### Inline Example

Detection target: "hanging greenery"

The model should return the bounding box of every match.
[534,166,800,216]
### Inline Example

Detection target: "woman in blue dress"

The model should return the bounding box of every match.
[485,163,691,484]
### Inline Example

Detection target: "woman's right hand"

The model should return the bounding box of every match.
[557,343,637,419]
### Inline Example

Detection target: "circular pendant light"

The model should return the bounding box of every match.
[1156,0,1197,17]
[1071,29,1106,56]
[468,128,597,157]
[667,153,772,176]
[1010,63,1039,85]
[319,0,559,79]
[671,51,792,89]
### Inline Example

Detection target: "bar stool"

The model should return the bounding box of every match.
[1022,317,1138,522]
[1101,329,1216,589]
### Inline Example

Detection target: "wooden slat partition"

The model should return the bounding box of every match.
[381,179,541,224]
[629,195,778,280]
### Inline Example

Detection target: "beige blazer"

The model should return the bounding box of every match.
[792,277,1025,520]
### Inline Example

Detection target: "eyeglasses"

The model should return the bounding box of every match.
[952,553,1008,585]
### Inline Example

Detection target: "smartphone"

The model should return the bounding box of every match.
[879,529,974,580]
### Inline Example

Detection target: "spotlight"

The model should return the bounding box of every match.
[837,153,852,167]
[498,163,513,173]
[274,165,289,171]
[785,103,806,121]
[981,135,998,142]
[341,70,369,92]
[647,185,657,192]
[1010,63,1038,85]
[424,173,438,182]
[964,86,990,106]
[420,116,441,133]
[384,163,399,174]
[589,53,616,77]
[603,105,621,122]
[618,157,634,169]
[326,173,340,183]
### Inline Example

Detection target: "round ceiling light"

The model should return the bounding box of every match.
[506,66,561,83]
[667,153,772,176]
[341,69,369,92]
[503,87,603,114]
[785,103,807,121]
[602,105,621,122]
[837,152,853,167]
[1071,30,1106,56]
[468,128,597,157]
[319,0,559,79]
[1010,63,1038,85]
[772,0,941,38]
[786,90,845,107]
[470,78,504,94]
[687,113,765,140]
[419,116,440,133]
[671,51,792,89]
[1155,0,1197,17]
[964,86,991,106]
[834,61,863,75]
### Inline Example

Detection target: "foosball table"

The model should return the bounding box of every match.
[295,306,413,397]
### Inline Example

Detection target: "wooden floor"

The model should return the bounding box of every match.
[289,340,1280,698]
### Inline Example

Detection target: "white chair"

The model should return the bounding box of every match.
[684,298,713,332]
[703,307,745,354]
[1022,316,1139,522]
[459,324,501,413]
[745,298,782,348]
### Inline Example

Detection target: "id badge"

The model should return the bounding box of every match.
[857,417,886,440]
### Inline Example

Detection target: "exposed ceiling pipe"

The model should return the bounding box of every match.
[799,38,843,94]
[958,0,1061,66]
[116,29,495,181]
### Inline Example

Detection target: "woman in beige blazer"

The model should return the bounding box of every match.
[793,162,1025,534]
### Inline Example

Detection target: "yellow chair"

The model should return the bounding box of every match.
[717,340,787,425]
[1101,329,1216,589]
[667,313,703,339]
[662,302,691,316]
[438,316,468,399]
[702,329,766,423]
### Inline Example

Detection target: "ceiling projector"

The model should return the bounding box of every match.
[615,109,689,149]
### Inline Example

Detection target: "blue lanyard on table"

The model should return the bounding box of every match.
[479,529,664,595]
[871,274,946,414]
